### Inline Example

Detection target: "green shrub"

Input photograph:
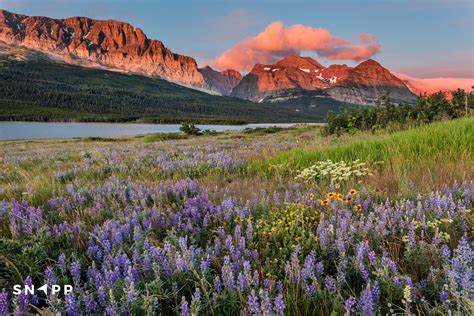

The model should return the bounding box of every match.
[179,123,202,135]
[324,90,473,136]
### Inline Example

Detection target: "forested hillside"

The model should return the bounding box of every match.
[0,54,343,123]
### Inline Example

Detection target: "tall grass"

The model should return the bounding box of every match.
[269,117,472,167]
[251,117,473,194]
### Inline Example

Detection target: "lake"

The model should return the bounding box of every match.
[0,122,309,140]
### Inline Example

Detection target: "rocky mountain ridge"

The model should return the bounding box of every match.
[231,55,416,104]
[0,9,209,88]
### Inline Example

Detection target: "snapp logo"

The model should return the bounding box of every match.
[13,284,73,296]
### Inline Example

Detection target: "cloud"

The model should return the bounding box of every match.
[394,72,473,94]
[213,21,380,71]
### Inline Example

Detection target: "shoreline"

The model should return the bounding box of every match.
[0,120,324,126]
[0,121,325,141]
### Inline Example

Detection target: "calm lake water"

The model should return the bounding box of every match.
[0,122,306,140]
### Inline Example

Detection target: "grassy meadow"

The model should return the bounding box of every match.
[0,117,472,315]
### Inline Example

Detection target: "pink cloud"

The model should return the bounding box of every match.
[213,21,380,71]
[359,33,377,43]
[395,72,473,95]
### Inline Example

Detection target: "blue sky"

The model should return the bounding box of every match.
[0,0,472,78]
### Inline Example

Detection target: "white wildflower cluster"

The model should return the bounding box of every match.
[295,159,372,187]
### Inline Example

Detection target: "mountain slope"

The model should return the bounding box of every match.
[231,55,416,105]
[199,66,242,95]
[231,55,328,101]
[0,43,338,123]
[0,9,210,89]
[326,59,417,104]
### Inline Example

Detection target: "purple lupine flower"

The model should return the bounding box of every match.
[246,222,253,240]
[133,226,141,241]
[180,297,190,316]
[392,276,401,286]
[273,192,281,204]
[344,296,357,313]
[439,290,449,303]
[325,276,337,293]
[125,267,137,303]
[253,270,260,286]
[65,294,80,316]
[359,285,375,316]
[336,238,346,254]
[440,244,451,261]
[0,289,9,315]
[44,266,56,286]
[237,272,248,292]
[263,278,271,289]
[16,276,33,313]
[276,280,283,292]
[247,290,260,314]
[448,236,472,292]
[302,252,315,279]
[221,256,234,291]
[70,261,81,283]
[305,283,317,295]
[382,255,397,272]
[273,294,285,314]
[97,286,107,306]
[214,276,222,292]
[72,222,80,241]
[367,251,377,264]
[200,257,210,273]
[58,253,67,274]
[83,293,98,313]
[105,302,117,315]
[362,196,371,211]
[192,288,202,303]
[371,282,380,304]
[315,261,324,276]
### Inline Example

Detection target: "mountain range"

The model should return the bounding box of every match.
[0,9,418,110]
[230,55,416,105]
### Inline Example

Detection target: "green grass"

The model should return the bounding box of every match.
[262,117,473,168]
[249,117,473,195]
[143,132,188,142]
[243,126,289,135]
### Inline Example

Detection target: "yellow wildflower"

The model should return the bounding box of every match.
[326,192,336,199]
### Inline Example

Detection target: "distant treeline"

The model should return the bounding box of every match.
[324,90,474,135]
[0,101,248,125]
